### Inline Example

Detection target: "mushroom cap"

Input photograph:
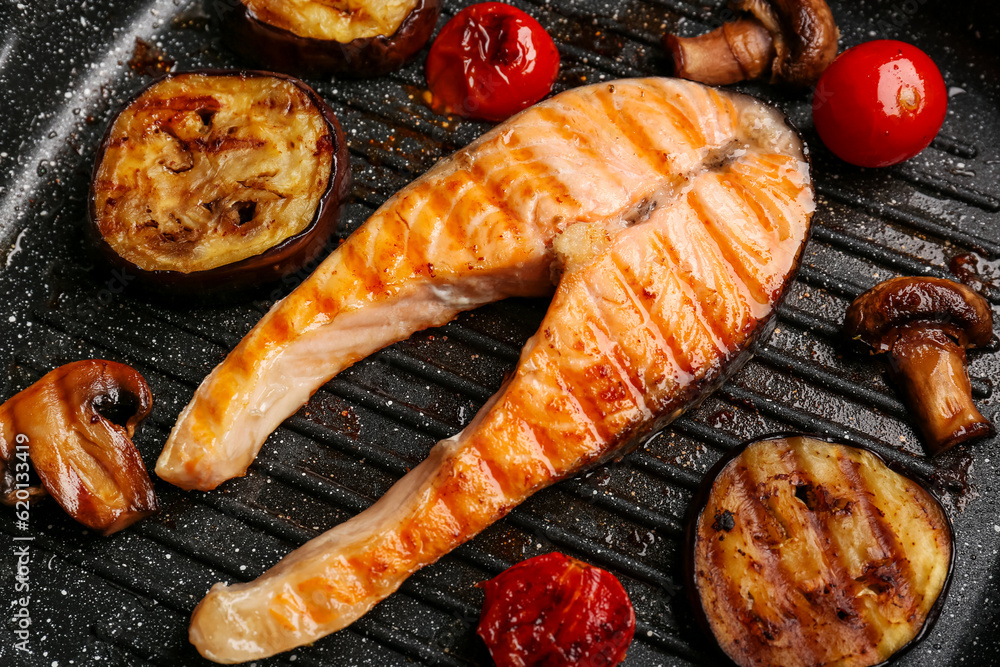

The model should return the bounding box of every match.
[733,0,839,86]
[0,360,158,534]
[844,276,994,351]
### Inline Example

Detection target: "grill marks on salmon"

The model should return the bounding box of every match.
[157,77,803,492]
[176,78,814,663]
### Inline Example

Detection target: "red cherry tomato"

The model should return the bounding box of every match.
[812,40,947,168]
[425,2,560,122]
[477,552,635,667]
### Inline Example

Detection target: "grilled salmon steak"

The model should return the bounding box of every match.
[166,77,814,662]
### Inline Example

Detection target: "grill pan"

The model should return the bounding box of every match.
[2,0,1000,665]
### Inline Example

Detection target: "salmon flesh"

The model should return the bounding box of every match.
[161,77,814,662]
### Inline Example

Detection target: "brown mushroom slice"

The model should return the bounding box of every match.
[844,276,995,455]
[0,360,158,535]
[688,435,953,667]
[665,0,839,86]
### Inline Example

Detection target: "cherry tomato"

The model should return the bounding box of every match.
[425,2,560,122]
[476,552,635,667]
[812,40,947,168]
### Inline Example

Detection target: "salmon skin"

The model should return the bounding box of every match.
[168,77,814,663]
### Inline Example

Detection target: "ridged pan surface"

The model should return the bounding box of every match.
[0,1,999,666]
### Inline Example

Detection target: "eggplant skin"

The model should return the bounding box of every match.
[215,0,442,77]
[687,436,952,667]
[88,70,350,295]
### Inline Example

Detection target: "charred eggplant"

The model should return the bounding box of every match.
[90,70,349,293]
[687,435,952,667]
[216,0,442,77]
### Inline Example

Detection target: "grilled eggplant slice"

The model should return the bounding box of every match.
[90,70,349,293]
[217,0,442,77]
[688,435,952,667]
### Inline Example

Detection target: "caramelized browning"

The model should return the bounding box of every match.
[0,361,158,535]
[844,277,994,454]
[888,325,993,452]
[765,0,840,85]
[667,18,774,86]
[92,73,334,273]
[691,436,952,667]
[221,0,442,77]
[243,0,421,42]
[665,0,839,86]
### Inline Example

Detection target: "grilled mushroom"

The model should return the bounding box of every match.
[844,277,995,455]
[665,0,839,86]
[688,435,953,667]
[0,360,158,535]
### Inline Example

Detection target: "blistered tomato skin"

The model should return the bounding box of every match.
[477,552,635,667]
[813,40,947,168]
[425,2,560,122]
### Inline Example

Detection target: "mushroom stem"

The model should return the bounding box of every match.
[888,325,994,455]
[665,19,774,86]
[664,0,839,86]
